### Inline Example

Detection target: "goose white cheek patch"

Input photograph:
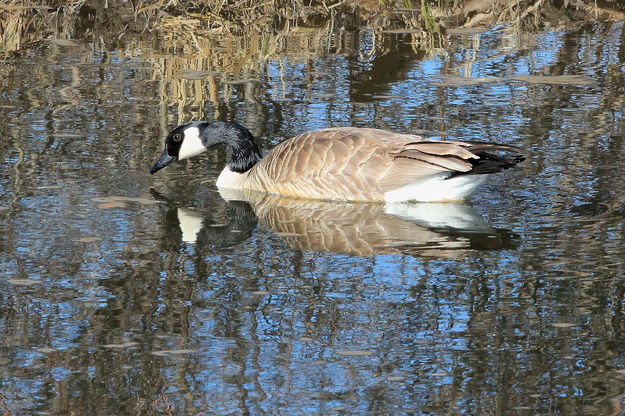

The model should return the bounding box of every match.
[178,127,207,160]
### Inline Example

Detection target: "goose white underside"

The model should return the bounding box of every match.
[383,173,487,203]
[216,167,488,203]
[216,166,248,188]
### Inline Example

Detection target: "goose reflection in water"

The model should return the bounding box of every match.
[150,188,258,249]
[152,188,517,258]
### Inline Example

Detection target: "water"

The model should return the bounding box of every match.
[1,19,625,415]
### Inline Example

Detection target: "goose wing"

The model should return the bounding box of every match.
[246,127,522,201]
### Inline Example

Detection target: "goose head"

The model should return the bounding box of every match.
[150,121,262,175]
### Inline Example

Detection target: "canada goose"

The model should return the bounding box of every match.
[150,121,524,202]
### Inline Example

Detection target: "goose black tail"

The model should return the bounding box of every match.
[448,151,525,179]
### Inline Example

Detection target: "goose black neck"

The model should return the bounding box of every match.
[203,121,263,173]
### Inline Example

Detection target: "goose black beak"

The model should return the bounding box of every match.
[150,150,177,174]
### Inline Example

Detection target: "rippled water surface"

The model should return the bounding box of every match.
[2,19,625,415]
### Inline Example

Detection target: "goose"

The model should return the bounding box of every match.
[150,121,524,202]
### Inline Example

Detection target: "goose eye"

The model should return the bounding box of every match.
[173,133,182,142]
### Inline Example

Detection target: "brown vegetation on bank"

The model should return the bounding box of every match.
[1,1,623,122]
[1,0,624,54]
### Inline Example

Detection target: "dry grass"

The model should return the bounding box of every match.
[2,1,622,54]
[0,1,86,52]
